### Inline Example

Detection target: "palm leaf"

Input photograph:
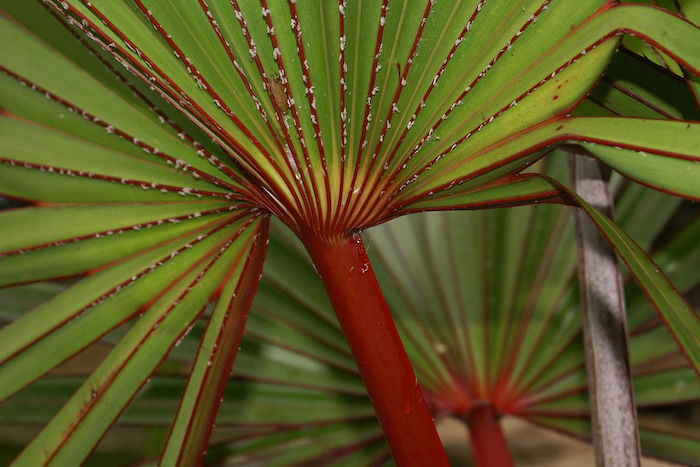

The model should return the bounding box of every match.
[1,0,698,463]
[365,165,700,464]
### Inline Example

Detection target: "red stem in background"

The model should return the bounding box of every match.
[467,405,513,467]
[303,232,447,466]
